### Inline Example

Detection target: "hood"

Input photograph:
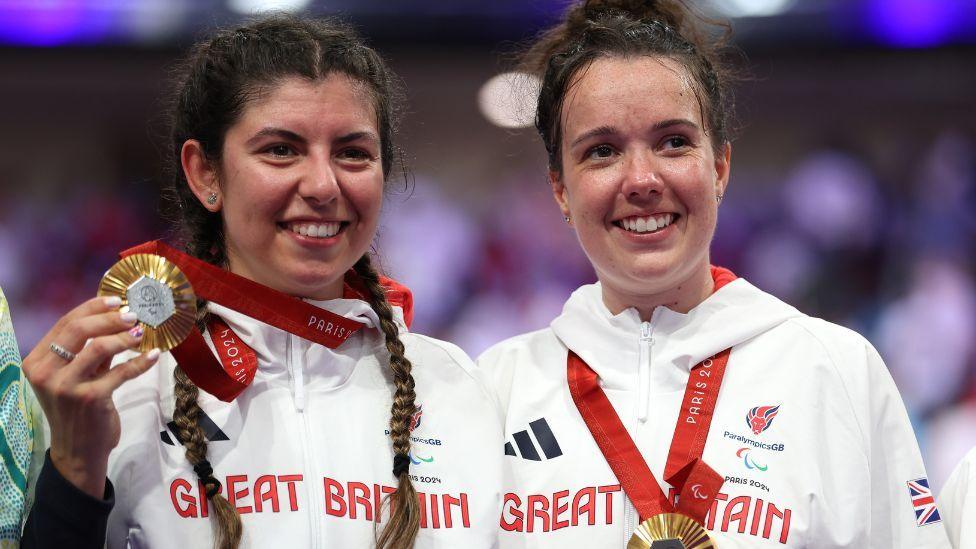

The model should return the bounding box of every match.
[550,267,804,391]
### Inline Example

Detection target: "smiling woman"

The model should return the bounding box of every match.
[477,0,948,547]
[17,15,502,549]
[181,74,386,300]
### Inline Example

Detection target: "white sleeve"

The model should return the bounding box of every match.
[939,447,976,549]
[855,341,950,548]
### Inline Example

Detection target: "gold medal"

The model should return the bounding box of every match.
[628,513,714,549]
[98,253,197,352]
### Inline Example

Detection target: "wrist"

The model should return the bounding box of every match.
[49,446,110,499]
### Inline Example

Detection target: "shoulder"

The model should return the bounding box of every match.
[400,332,502,414]
[477,327,561,369]
[771,316,912,447]
[402,332,472,367]
[775,316,888,386]
[782,315,877,356]
[476,328,564,413]
[943,447,976,496]
[940,447,976,547]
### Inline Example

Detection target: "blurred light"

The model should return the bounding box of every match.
[0,2,114,46]
[782,151,881,250]
[711,0,795,18]
[227,0,313,15]
[125,0,187,43]
[866,0,960,48]
[478,72,540,129]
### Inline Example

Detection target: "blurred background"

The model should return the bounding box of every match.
[0,0,974,491]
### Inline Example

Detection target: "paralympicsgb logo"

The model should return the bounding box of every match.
[746,405,780,435]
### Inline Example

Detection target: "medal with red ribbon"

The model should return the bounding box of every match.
[568,348,731,548]
[99,240,411,402]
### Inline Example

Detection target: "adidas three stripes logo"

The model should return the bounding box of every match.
[505,418,562,460]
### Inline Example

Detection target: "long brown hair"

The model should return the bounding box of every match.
[163,14,419,549]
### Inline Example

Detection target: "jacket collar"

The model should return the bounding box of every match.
[550,267,803,392]
[204,276,411,391]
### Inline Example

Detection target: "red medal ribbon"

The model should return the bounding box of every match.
[207,316,259,388]
[119,240,413,402]
[568,350,729,524]
[122,240,365,347]
[567,265,738,524]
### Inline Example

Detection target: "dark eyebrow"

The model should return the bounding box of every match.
[246,127,306,146]
[335,131,379,145]
[652,118,700,132]
[569,119,701,149]
[569,125,617,148]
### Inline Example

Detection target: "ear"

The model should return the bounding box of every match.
[714,142,732,199]
[549,169,572,223]
[181,139,221,211]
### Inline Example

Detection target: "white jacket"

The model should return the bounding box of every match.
[940,447,976,548]
[104,295,503,548]
[478,275,949,548]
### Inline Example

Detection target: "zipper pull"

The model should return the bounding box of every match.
[640,322,653,342]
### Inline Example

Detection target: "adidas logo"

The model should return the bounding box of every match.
[505,418,562,461]
[160,410,229,446]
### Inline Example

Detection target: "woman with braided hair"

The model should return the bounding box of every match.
[18,15,502,548]
[478,0,947,547]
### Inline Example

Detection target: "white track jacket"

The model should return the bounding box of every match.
[479,274,949,548]
[104,296,503,548]
[939,447,976,548]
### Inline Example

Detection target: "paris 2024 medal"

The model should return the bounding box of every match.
[628,513,714,549]
[98,253,196,352]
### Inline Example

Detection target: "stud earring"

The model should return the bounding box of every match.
[207,192,218,206]
[564,215,571,223]
[716,193,724,204]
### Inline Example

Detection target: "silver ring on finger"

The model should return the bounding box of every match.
[49,342,77,362]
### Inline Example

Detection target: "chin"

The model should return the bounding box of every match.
[276,267,347,299]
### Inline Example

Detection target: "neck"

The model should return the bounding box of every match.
[600,262,714,321]
[225,253,344,301]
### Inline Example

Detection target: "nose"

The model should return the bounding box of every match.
[619,152,663,199]
[298,155,341,205]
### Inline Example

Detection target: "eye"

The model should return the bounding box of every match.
[662,136,689,150]
[586,144,617,161]
[337,148,374,162]
[264,144,296,158]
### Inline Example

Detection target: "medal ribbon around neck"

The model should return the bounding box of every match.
[118,240,372,401]
[567,348,730,525]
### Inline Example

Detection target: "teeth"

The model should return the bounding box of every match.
[288,222,341,239]
[619,214,674,234]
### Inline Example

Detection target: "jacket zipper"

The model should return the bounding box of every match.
[626,321,655,545]
[288,334,321,548]
[637,322,654,423]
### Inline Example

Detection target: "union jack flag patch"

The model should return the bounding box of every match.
[907,477,941,526]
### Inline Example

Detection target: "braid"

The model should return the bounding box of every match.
[173,366,243,549]
[353,254,421,549]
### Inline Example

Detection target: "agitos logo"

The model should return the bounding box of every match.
[746,405,780,435]
[736,447,768,472]
[409,452,434,466]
